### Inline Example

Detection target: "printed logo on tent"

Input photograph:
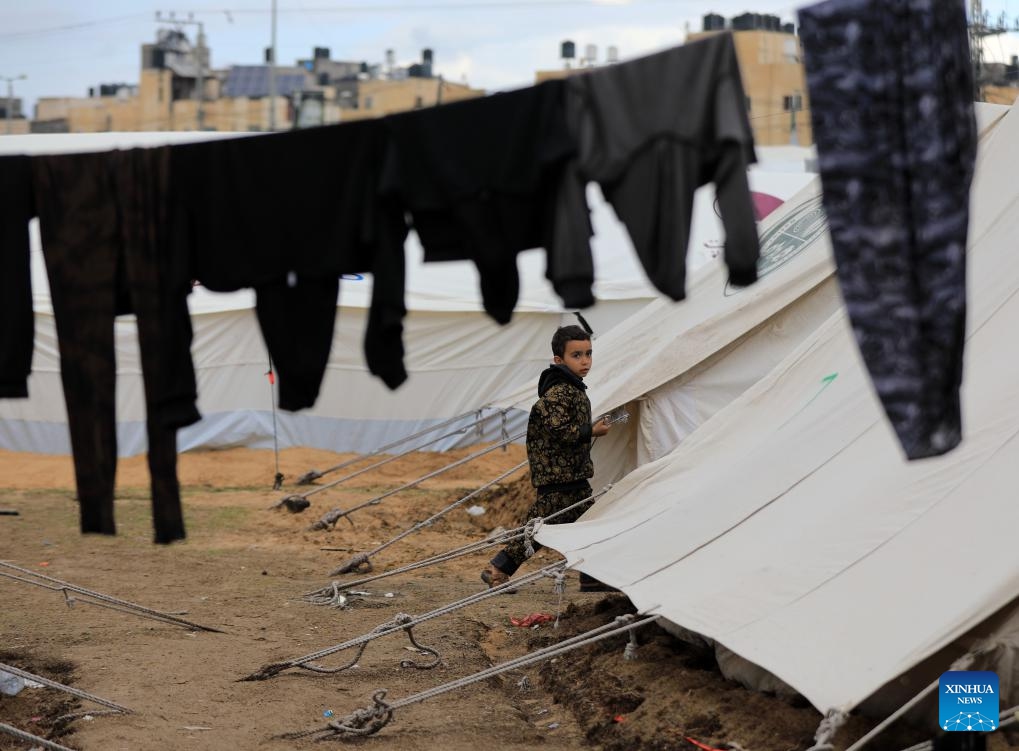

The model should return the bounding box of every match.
[938,670,998,731]
[724,195,827,297]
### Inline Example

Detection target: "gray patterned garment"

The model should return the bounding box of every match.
[799,0,976,460]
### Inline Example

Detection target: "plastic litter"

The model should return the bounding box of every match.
[510,613,554,628]
[0,671,25,696]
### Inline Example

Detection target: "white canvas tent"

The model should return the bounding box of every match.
[502,101,1009,492]
[535,100,1019,715]
[0,131,813,457]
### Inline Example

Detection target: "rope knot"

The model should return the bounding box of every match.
[523,518,543,558]
[807,708,847,751]
[333,552,373,576]
[323,689,394,737]
[372,613,414,636]
[548,569,566,596]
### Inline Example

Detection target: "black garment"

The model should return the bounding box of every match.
[799,0,976,460]
[254,275,339,410]
[380,81,576,324]
[171,120,409,398]
[556,34,760,305]
[0,156,34,399]
[526,364,594,490]
[32,148,199,543]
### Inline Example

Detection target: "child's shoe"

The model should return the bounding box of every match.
[481,566,517,593]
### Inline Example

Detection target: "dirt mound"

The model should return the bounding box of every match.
[468,471,534,531]
[536,598,943,751]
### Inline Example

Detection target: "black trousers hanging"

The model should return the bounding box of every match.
[33,148,200,543]
[799,0,977,460]
[0,155,34,399]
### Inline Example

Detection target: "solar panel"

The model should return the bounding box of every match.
[223,66,308,98]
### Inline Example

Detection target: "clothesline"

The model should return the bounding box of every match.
[0,32,762,544]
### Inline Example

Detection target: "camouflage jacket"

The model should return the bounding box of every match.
[526,365,594,489]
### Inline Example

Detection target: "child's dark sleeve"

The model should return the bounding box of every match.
[534,384,592,445]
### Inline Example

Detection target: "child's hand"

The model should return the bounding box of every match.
[592,417,611,437]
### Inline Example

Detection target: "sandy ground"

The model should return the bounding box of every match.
[1,445,1015,751]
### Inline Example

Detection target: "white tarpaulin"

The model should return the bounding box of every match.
[537,101,1019,713]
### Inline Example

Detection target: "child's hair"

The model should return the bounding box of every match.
[551,325,592,357]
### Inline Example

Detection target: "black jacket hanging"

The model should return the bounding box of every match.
[170,120,410,400]
[553,34,761,305]
[379,80,576,324]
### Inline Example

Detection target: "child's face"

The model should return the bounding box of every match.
[554,339,593,379]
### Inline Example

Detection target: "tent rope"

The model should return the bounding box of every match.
[806,708,847,751]
[276,614,659,740]
[548,567,567,628]
[276,416,504,511]
[283,421,489,515]
[891,704,1019,751]
[840,653,976,751]
[0,562,223,633]
[306,432,526,532]
[304,486,609,595]
[328,461,528,575]
[265,357,284,491]
[522,517,542,558]
[296,408,494,485]
[246,562,567,681]
[0,722,78,751]
[0,663,131,715]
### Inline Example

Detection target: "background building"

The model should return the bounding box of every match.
[27,29,483,133]
[691,13,810,146]
[0,96,29,134]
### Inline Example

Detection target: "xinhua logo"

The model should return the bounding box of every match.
[938,670,999,731]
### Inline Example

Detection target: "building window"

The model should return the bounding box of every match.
[783,94,803,111]
[414,95,424,109]
[784,38,799,62]
[364,96,373,110]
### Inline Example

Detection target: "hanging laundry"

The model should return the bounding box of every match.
[170,119,409,399]
[254,274,340,409]
[32,147,199,543]
[0,155,34,399]
[555,34,761,306]
[799,0,976,459]
[380,80,576,324]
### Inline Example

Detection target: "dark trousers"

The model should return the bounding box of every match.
[491,484,593,576]
[0,156,34,399]
[799,0,976,460]
[33,149,199,543]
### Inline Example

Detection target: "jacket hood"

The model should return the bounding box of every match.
[538,363,587,397]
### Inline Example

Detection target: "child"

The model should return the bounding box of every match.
[482,324,611,589]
